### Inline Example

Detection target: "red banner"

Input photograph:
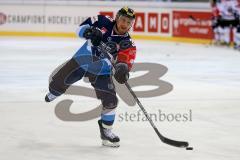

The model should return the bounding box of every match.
[133,12,145,32]
[172,11,213,39]
[148,13,158,33]
[161,13,169,33]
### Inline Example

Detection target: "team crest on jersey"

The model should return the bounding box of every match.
[101,27,108,34]
[107,37,112,41]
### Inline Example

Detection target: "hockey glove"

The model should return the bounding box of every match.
[114,63,129,84]
[83,27,103,46]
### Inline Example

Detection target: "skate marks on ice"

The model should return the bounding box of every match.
[0,38,240,160]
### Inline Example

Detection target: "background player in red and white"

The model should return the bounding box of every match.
[232,0,240,49]
[217,0,239,46]
[44,6,136,147]
[211,0,221,45]
[218,0,232,45]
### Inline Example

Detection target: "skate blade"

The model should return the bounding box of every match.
[102,140,120,148]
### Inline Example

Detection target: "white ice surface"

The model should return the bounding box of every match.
[0,37,240,160]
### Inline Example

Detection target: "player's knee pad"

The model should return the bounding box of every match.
[92,75,118,109]
[101,93,118,109]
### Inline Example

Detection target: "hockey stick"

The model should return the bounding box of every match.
[99,42,189,148]
[124,82,189,148]
[189,15,212,22]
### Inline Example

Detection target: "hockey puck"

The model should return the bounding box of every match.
[186,147,193,150]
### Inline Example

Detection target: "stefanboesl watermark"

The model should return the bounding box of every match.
[49,60,194,123]
[118,109,192,122]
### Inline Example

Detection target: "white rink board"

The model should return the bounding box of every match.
[0,1,210,37]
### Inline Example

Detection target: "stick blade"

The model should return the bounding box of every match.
[162,137,189,148]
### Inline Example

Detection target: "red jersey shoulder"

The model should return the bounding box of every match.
[117,39,136,70]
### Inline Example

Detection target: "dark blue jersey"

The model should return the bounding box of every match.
[75,15,136,75]
[79,15,134,58]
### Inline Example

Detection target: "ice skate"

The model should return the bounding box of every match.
[98,120,120,147]
[45,92,58,102]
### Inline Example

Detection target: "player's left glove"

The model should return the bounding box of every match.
[83,27,103,46]
[114,62,129,84]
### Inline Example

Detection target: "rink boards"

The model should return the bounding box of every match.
[0,1,212,44]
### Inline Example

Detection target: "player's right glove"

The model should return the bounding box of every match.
[114,62,129,84]
[83,27,103,46]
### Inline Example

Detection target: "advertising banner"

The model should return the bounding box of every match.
[0,3,213,41]
[172,11,213,39]
[0,4,172,37]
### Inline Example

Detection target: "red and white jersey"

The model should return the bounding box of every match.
[233,0,240,17]
[212,5,220,18]
[218,0,237,20]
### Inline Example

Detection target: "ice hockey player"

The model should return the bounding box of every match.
[217,0,239,46]
[232,0,240,49]
[44,6,136,147]
[211,0,222,45]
